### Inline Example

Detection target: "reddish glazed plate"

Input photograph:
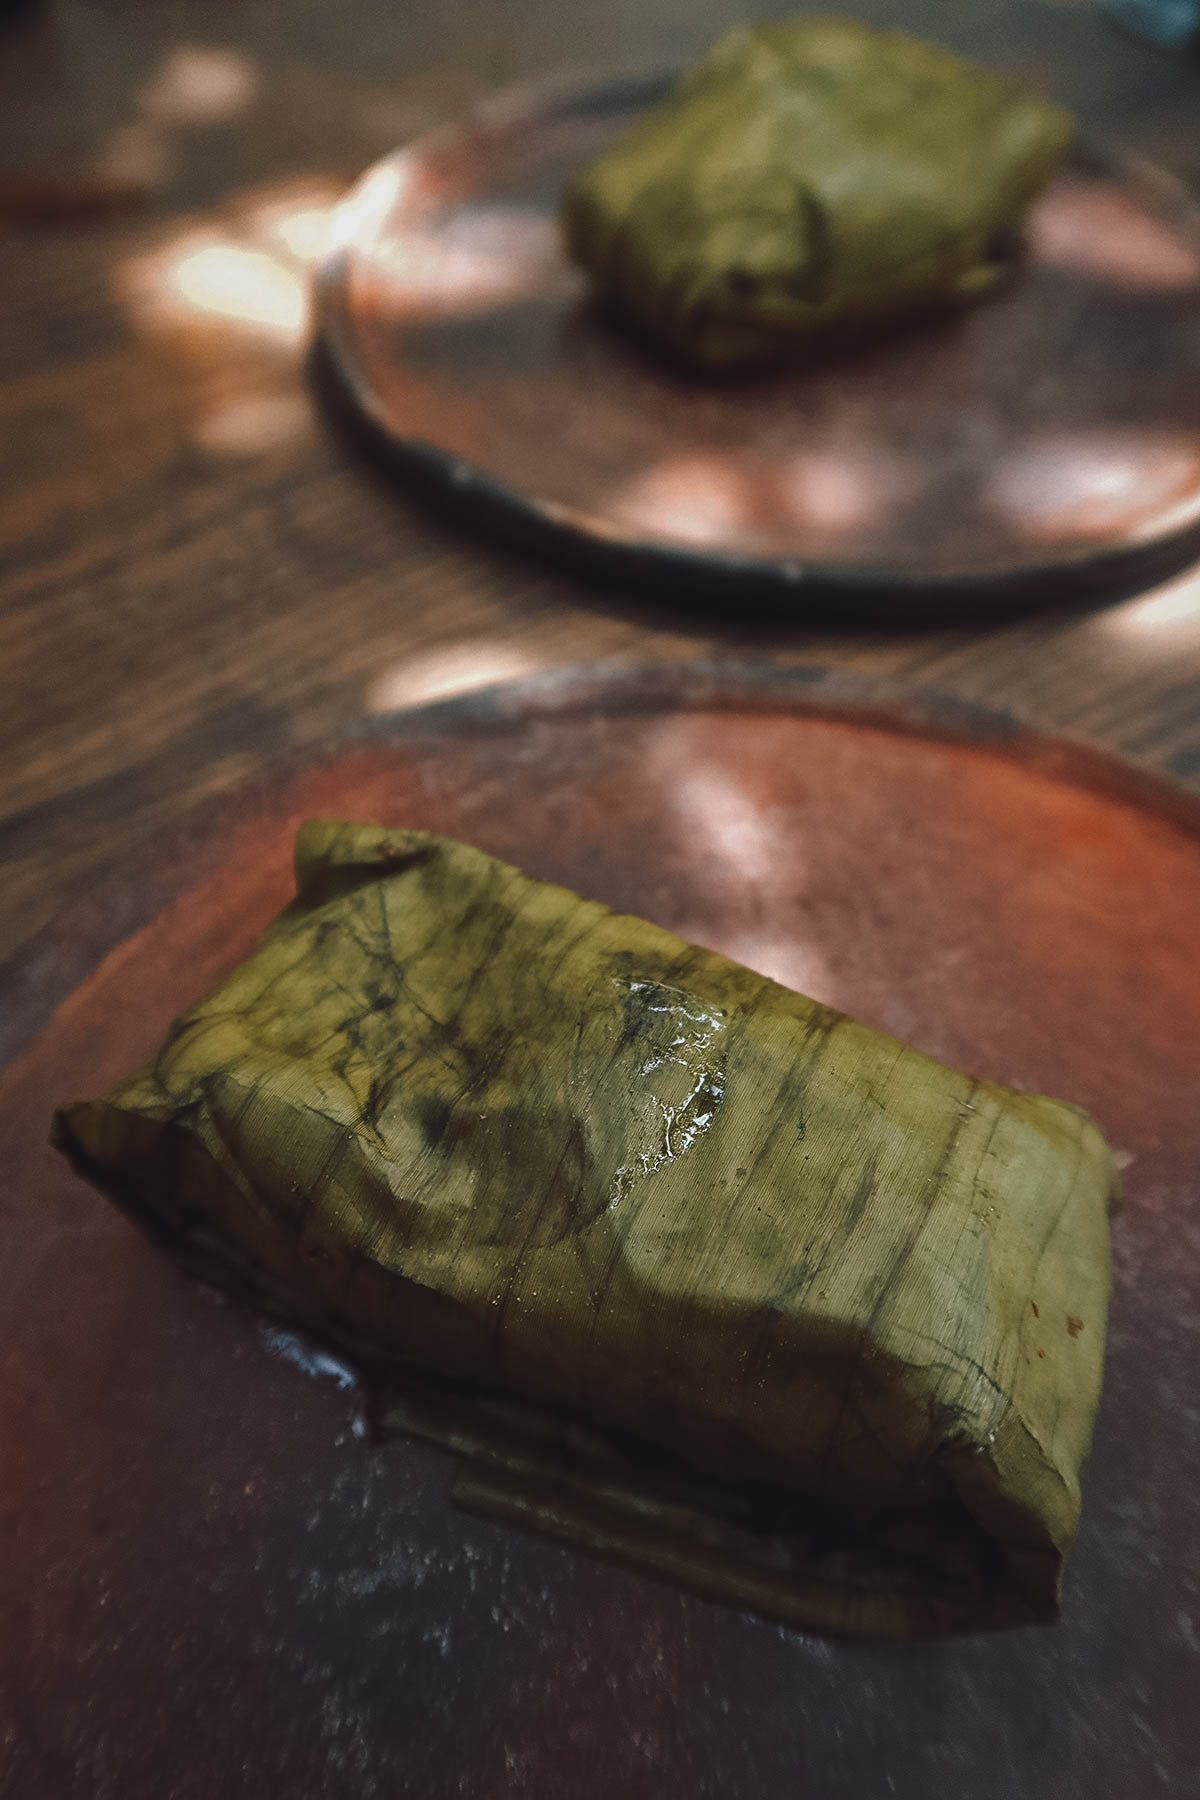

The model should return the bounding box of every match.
[317,71,1200,617]
[2,664,1198,1797]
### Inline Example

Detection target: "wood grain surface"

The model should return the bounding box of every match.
[1,0,1199,983]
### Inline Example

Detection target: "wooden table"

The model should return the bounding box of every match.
[2,0,1198,971]
[2,9,1200,1796]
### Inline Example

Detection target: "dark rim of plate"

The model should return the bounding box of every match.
[5,657,1199,1074]
[312,68,1200,622]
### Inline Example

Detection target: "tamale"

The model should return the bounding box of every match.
[54,821,1118,1639]
[561,16,1073,368]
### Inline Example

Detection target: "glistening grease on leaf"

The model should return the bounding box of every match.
[54,821,1117,1638]
[561,16,1073,368]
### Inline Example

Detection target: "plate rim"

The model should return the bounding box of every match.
[4,657,1198,1074]
[314,67,1200,620]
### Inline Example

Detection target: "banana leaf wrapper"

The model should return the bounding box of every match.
[54,821,1117,1639]
[561,16,1073,367]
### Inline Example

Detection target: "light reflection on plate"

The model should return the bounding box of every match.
[318,72,1200,612]
[988,431,1200,543]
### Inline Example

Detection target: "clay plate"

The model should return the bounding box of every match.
[2,664,1198,1797]
[317,71,1200,617]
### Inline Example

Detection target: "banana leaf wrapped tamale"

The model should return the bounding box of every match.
[561,16,1073,368]
[54,821,1117,1638]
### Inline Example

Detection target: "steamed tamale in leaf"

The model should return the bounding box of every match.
[561,16,1073,367]
[54,821,1117,1638]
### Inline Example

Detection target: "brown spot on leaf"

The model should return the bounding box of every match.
[1066,1314,1084,1337]
[1037,1349,1046,1359]
[1030,1300,1040,1318]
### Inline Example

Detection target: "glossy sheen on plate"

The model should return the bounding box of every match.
[2,665,1198,1797]
[317,71,1200,615]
